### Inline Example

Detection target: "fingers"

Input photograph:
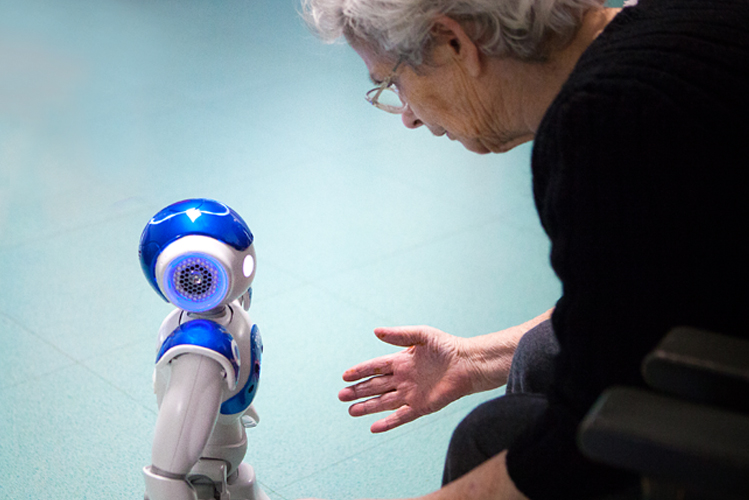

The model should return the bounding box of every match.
[341,326,432,383]
[347,397,422,433]
[337,326,447,434]
[370,406,419,433]
[347,391,402,417]
[338,374,394,402]
[342,356,393,382]
[373,325,429,347]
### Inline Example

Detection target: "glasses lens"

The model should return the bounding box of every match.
[376,87,404,109]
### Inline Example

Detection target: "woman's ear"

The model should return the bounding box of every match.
[430,15,483,77]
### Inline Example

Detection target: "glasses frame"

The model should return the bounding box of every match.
[365,59,407,114]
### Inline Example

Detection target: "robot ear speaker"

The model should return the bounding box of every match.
[164,253,229,312]
[242,255,255,278]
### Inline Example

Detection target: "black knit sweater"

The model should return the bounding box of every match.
[506,0,749,497]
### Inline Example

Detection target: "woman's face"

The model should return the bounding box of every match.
[352,41,534,154]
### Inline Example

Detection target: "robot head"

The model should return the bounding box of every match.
[139,199,256,312]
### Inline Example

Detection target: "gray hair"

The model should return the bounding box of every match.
[301,0,605,64]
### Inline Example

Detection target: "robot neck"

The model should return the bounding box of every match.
[187,305,232,323]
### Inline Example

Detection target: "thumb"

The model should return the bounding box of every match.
[373,325,430,347]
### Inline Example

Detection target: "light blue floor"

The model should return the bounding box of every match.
[0,1,564,499]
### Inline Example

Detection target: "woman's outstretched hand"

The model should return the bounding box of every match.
[338,325,493,433]
[338,310,554,433]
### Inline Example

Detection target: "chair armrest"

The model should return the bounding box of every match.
[643,327,749,413]
[578,387,749,498]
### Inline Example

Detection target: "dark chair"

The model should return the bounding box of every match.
[577,326,749,500]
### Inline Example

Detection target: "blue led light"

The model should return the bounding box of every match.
[164,253,229,312]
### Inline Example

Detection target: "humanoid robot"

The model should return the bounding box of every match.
[139,198,269,500]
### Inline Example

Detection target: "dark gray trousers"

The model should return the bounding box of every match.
[442,319,559,485]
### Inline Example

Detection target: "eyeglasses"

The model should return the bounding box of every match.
[365,59,407,114]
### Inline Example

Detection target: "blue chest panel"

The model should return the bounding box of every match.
[220,324,262,415]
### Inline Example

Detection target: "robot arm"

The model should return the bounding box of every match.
[145,354,225,500]
[145,320,240,500]
[151,354,225,475]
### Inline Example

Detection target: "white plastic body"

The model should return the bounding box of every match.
[144,301,268,500]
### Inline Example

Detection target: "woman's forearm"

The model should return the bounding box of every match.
[466,308,554,392]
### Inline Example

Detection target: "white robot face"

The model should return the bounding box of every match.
[139,199,256,313]
[155,236,255,312]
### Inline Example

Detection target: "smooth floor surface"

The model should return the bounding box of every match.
[0,1,566,498]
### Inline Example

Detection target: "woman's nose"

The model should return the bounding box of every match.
[401,105,423,129]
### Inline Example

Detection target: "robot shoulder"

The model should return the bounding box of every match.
[156,319,240,390]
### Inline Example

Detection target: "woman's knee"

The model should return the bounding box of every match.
[443,394,548,485]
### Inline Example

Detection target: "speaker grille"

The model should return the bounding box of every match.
[174,258,218,299]
[165,254,228,311]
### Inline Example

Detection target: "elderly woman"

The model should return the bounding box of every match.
[302,0,747,499]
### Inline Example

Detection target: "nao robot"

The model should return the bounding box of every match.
[139,198,269,500]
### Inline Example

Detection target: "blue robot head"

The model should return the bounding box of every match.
[139,199,255,312]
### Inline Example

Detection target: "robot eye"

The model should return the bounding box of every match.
[164,254,229,312]
[179,264,213,294]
